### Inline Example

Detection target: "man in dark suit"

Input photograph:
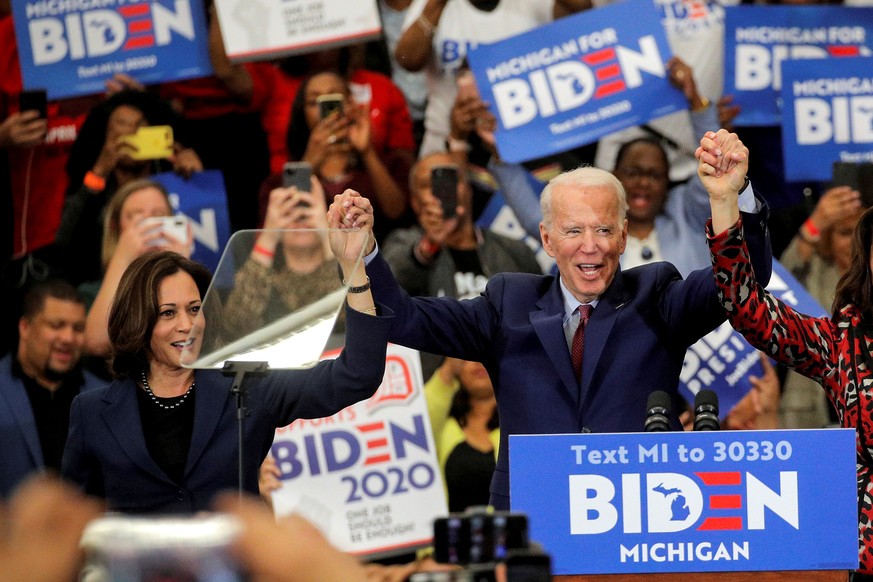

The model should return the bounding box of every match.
[0,280,104,498]
[331,130,770,510]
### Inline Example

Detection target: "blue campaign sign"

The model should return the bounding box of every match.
[680,260,827,421]
[12,0,213,100]
[724,5,873,127]
[466,0,686,164]
[781,57,873,182]
[152,170,231,273]
[510,429,858,575]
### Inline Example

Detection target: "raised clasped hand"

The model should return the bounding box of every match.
[326,189,374,268]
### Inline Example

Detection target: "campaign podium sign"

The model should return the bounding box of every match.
[12,0,212,100]
[510,430,858,575]
[465,0,686,164]
[781,57,873,182]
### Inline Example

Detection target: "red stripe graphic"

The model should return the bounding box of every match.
[595,63,621,81]
[119,4,150,17]
[128,20,153,34]
[364,454,391,465]
[709,494,742,510]
[828,46,860,57]
[594,80,625,98]
[698,517,743,530]
[695,471,741,486]
[366,438,388,449]
[123,36,154,50]
[356,422,384,432]
[582,47,616,66]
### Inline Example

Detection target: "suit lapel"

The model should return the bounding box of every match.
[101,380,170,484]
[580,270,630,403]
[185,371,231,478]
[531,280,580,408]
[0,377,43,467]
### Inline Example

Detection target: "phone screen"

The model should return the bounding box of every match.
[318,94,345,119]
[433,516,467,565]
[282,162,312,195]
[431,165,459,219]
[19,89,48,118]
[832,161,873,207]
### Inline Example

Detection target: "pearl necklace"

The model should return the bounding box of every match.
[141,371,195,410]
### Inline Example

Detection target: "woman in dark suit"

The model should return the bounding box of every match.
[61,218,388,514]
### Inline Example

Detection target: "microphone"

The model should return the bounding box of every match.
[644,390,671,432]
[693,390,720,431]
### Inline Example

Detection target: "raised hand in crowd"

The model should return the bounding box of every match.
[103,72,146,96]
[0,110,46,149]
[717,94,741,130]
[723,355,781,431]
[302,106,353,172]
[667,56,709,113]
[0,477,102,582]
[448,69,497,155]
[254,177,331,265]
[793,185,862,254]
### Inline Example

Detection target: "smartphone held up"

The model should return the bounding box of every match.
[431,164,460,219]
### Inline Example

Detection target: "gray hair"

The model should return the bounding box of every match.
[540,166,628,228]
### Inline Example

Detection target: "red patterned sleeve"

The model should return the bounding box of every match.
[708,218,837,383]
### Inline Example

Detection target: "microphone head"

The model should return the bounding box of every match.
[646,390,671,414]
[693,389,720,431]
[644,390,672,432]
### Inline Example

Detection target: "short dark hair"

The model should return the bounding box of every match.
[108,251,211,379]
[613,136,669,171]
[21,279,84,320]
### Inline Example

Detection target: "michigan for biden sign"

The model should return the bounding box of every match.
[781,57,873,182]
[465,0,686,164]
[510,430,858,575]
[12,0,212,100]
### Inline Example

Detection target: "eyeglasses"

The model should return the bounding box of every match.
[616,166,668,183]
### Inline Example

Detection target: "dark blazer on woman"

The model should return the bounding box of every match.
[61,307,392,514]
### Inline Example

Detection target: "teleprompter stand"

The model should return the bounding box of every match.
[222,361,269,499]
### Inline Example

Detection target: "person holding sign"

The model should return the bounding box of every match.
[701,128,873,578]
[329,137,772,509]
[61,219,390,513]
[395,0,591,157]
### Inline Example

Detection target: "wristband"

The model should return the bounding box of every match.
[447,137,472,153]
[253,244,275,258]
[801,218,821,243]
[83,171,106,192]
[419,237,441,257]
[344,277,371,294]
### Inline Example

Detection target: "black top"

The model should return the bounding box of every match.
[444,441,495,513]
[136,386,196,485]
[13,357,85,471]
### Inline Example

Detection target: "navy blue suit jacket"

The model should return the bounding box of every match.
[0,354,105,498]
[61,308,391,514]
[368,212,772,509]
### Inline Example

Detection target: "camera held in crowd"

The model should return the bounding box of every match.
[420,507,552,581]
